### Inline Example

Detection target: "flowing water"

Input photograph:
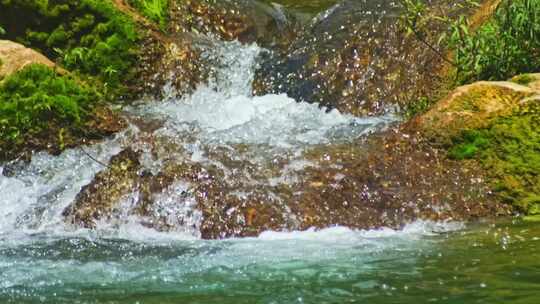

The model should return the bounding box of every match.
[1,37,540,303]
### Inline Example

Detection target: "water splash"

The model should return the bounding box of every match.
[134,40,394,149]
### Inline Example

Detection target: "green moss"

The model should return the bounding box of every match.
[449,102,540,214]
[403,96,432,119]
[0,64,100,143]
[448,130,490,160]
[127,0,169,29]
[511,74,536,86]
[0,0,140,98]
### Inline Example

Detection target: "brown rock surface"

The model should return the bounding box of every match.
[0,40,59,80]
[63,128,511,239]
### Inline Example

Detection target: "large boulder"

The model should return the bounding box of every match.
[410,78,540,215]
[411,81,536,140]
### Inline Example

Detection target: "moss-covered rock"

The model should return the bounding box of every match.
[127,0,169,29]
[0,1,207,160]
[0,0,140,97]
[413,78,540,215]
[412,81,535,140]
[0,63,126,161]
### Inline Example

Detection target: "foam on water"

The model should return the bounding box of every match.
[256,221,465,242]
[0,220,464,292]
[0,128,135,236]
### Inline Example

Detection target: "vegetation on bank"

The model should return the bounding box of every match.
[0,0,140,98]
[127,0,169,29]
[401,0,540,84]
[450,0,540,84]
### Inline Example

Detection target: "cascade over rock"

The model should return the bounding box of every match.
[61,128,511,239]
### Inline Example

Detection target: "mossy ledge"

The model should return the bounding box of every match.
[0,64,126,161]
[449,97,540,215]
[0,0,140,99]
[412,78,540,215]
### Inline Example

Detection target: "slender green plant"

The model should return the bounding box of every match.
[399,0,540,84]
[128,0,169,29]
[449,0,540,83]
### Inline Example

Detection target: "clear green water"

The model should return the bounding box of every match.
[1,219,539,304]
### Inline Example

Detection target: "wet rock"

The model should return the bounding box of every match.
[131,33,205,99]
[0,40,60,80]
[258,0,339,17]
[196,131,511,238]
[110,0,205,100]
[168,0,300,49]
[64,127,511,238]
[63,148,142,228]
[253,0,481,116]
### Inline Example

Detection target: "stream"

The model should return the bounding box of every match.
[1,30,539,304]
